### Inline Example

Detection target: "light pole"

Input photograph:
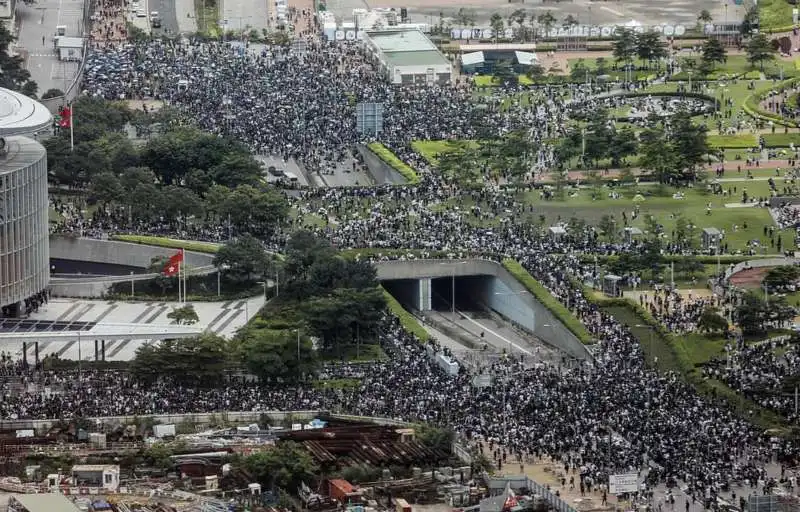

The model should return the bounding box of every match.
[440,261,468,314]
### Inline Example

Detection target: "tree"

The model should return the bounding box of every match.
[698,306,728,334]
[608,127,639,167]
[763,265,800,292]
[701,38,727,70]
[167,304,199,325]
[244,442,319,491]
[736,291,768,335]
[526,64,545,81]
[41,88,64,99]
[635,31,668,69]
[220,184,288,236]
[508,9,527,40]
[283,230,337,282]
[213,234,272,282]
[130,334,230,385]
[88,172,124,204]
[598,214,619,242]
[537,12,556,38]
[239,328,317,383]
[492,60,518,87]
[741,6,758,36]
[673,214,699,251]
[613,28,637,65]
[746,33,776,71]
[697,9,713,23]
[302,287,386,355]
[489,13,504,41]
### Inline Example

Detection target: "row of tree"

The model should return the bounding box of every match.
[46,98,288,235]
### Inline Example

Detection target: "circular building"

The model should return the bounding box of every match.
[0,89,52,317]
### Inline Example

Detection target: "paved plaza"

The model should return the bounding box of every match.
[221,0,269,33]
[4,296,265,362]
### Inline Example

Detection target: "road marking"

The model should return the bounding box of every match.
[600,5,625,17]
[458,311,535,357]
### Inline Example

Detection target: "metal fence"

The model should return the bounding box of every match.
[526,478,579,512]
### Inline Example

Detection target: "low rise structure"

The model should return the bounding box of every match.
[363,29,452,85]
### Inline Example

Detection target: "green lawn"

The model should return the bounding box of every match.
[473,74,535,87]
[515,184,787,253]
[671,55,800,80]
[760,0,794,31]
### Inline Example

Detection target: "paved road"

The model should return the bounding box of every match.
[16,0,83,96]
[220,0,268,34]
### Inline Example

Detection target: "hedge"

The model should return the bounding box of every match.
[367,142,420,185]
[706,133,758,149]
[111,234,221,254]
[589,292,786,430]
[743,78,800,128]
[382,287,430,342]
[501,259,594,345]
[761,132,800,148]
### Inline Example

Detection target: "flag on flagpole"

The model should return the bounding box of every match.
[57,105,72,128]
[162,250,184,277]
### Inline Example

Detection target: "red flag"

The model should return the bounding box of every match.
[57,105,72,128]
[162,250,184,276]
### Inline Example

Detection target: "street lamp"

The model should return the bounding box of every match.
[440,261,468,314]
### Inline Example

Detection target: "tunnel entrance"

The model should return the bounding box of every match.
[431,275,489,312]
[382,275,491,313]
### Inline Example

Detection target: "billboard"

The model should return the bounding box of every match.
[609,473,639,494]
[449,24,687,40]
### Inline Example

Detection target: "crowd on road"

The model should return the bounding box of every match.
[40,21,800,512]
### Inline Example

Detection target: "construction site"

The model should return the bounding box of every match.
[0,416,553,512]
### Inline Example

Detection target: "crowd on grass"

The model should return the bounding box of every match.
[31,22,800,512]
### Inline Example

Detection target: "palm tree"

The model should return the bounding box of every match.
[697,9,712,23]
[537,12,556,39]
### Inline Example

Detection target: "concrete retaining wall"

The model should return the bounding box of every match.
[48,237,217,298]
[50,237,215,268]
[357,144,407,186]
[375,259,593,361]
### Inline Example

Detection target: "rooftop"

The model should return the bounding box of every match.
[11,494,81,512]
[0,88,53,136]
[72,464,119,472]
[366,29,436,52]
[384,50,450,68]
[0,136,47,176]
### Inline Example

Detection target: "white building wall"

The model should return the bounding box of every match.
[0,142,49,309]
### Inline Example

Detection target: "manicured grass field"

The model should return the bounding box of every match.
[516,184,787,253]
[760,0,794,31]
[473,74,535,87]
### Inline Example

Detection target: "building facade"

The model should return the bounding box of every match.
[0,137,49,316]
[363,29,452,85]
[0,90,52,317]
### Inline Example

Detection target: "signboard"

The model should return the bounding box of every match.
[472,374,492,388]
[449,24,688,40]
[609,473,639,494]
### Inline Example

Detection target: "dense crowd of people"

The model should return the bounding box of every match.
[30,21,800,512]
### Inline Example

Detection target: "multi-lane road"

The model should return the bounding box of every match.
[15,0,83,95]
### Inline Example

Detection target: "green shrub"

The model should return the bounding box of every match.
[707,134,757,149]
[761,133,800,147]
[743,70,762,80]
[367,142,420,184]
[501,259,594,344]
[111,234,221,254]
[382,287,430,342]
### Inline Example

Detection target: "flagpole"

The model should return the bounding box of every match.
[69,102,74,152]
[181,248,186,304]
